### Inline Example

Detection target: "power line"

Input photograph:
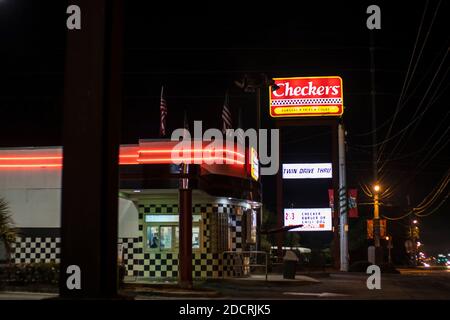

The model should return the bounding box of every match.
[375,51,448,171]
[414,192,449,217]
[414,170,450,210]
[379,64,450,169]
[402,0,443,96]
[377,0,430,159]
[382,171,449,220]
[350,43,449,138]
[381,109,449,163]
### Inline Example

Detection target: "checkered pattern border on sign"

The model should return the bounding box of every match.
[271,98,342,106]
[10,237,60,264]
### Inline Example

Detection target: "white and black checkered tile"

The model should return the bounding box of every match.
[8,200,249,280]
[120,237,144,277]
[120,201,248,279]
[230,214,243,251]
[272,98,342,106]
[10,236,60,264]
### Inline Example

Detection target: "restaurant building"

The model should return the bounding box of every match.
[0,139,261,279]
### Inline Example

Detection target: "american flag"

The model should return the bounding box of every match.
[183,109,189,131]
[159,86,167,137]
[222,92,233,135]
[236,106,245,147]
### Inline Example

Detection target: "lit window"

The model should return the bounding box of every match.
[147,226,159,249]
[144,214,201,252]
[160,226,173,249]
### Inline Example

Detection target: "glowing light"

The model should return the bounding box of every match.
[137,157,245,165]
[423,263,430,268]
[0,144,247,168]
[373,184,380,192]
[413,220,418,224]
[0,164,62,168]
[139,148,244,158]
[119,154,138,158]
[0,156,62,160]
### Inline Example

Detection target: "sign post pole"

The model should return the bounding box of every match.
[338,123,349,271]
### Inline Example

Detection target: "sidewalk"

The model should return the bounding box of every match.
[122,273,321,298]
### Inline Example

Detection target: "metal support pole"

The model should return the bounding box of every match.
[276,123,283,262]
[179,164,193,288]
[60,0,123,299]
[373,193,382,264]
[369,32,383,265]
[331,121,341,270]
[338,124,349,271]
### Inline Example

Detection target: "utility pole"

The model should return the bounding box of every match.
[338,124,349,271]
[369,32,382,264]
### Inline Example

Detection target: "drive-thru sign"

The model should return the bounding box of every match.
[284,208,333,232]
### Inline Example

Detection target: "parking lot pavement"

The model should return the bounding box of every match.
[0,291,58,300]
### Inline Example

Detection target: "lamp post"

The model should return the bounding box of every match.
[385,236,392,264]
[373,183,382,264]
[410,219,419,266]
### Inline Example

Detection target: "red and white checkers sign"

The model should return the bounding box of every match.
[269,76,344,117]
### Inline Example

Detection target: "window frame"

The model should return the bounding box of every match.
[144,215,202,253]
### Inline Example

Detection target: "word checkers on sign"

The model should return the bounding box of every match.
[270,76,344,118]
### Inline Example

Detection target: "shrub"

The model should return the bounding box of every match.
[0,262,127,287]
[0,262,59,286]
[0,197,17,257]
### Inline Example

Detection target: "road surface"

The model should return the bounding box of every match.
[1,268,450,300]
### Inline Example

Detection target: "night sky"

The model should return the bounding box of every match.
[0,1,448,255]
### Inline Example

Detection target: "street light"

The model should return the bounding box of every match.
[385,235,392,264]
[372,183,382,263]
[373,184,380,193]
[413,219,418,224]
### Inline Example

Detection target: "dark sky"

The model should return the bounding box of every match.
[0,1,448,255]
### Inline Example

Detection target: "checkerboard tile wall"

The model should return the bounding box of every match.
[122,201,249,279]
[10,236,60,264]
[230,212,243,251]
[120,237,144,277]
[8,201,250,280]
